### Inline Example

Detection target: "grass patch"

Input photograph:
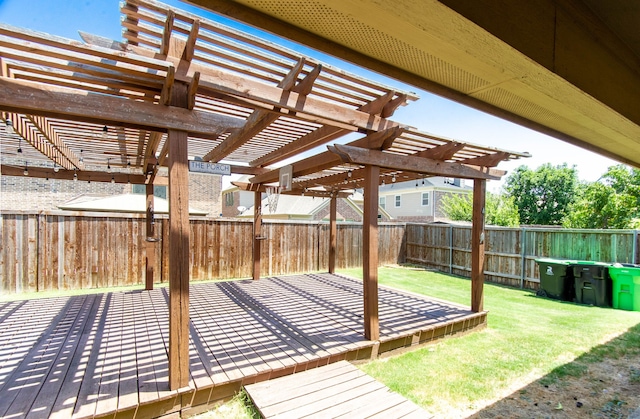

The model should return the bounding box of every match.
[192,391,259,419]
[539,362,589,386]
[340,266,640,413]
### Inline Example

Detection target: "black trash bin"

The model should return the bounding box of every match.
[535,258,576,301]
[572,261,612,307]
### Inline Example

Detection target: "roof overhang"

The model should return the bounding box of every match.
[191,0,640,167]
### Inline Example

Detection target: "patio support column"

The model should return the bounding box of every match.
[328,195,337,274]
[168,82,190,390]
[363,165,380,340]
[471,178,486,312]
[145,182,155,290]
[253,189,262,280]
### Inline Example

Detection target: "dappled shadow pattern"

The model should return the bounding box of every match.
[188,273,477,384]
[0,273,479,418]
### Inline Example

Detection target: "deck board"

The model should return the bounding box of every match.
[245,360,427,419]
[95,293,124,416]
[0,296,88,418]
[0,273,484,418]
[72,294,111,419]
[26,295,98,419]
[332,388,408,418]
[135,291,162,404]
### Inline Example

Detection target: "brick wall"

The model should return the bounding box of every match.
[0,175,129,211]
[313,198,364,222]
[187,173,222,216]
[0,172,222,215]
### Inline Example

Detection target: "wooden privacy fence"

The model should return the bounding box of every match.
[4,212,638,294]
[0,211,406,294]
[406,223,640,289]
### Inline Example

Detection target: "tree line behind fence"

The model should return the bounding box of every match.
[1,212,638,294]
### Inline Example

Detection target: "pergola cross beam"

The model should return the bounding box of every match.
[328,144,507,180]
[0,164,150,183]
[0,77,245,137]
[232,181,350,198]
[292,166,427,190]
[250,126,407,185]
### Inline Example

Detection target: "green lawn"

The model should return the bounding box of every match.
[341,266,640,414]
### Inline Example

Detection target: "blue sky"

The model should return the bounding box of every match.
[0,0,620,191]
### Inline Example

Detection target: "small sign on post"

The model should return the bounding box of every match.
[188,160,231,175]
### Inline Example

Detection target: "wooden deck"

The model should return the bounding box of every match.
[245,360,427,418]
[0,273,486,418]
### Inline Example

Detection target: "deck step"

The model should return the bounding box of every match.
[244,360,428,418]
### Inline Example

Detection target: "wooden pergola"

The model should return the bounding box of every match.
[0,0,529,390]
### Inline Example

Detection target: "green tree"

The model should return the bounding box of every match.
[564,165,640,229]
[440,192,520,227]
[486,194,520,227]
[504,164,578,225]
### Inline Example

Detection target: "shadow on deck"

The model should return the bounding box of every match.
[0,273,486,418]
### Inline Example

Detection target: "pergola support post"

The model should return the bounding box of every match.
[145,182,155,290]
[328,195,337,274]
[363,165,380,340]
[168,83,190,390]
[253,189,262,280]
[471,178,486,312]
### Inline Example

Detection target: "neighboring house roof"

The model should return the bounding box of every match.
[347,191,393,220]
[238,193,393,221]
[221,175,252,193]
[239,195,332,219]
[58,193,208,215]
[379,176,472,194]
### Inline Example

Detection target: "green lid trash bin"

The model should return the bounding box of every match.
[535,258,576,301]
[572,261,612,307]
[608,264,640,312]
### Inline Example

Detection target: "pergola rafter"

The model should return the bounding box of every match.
[5,113,83,171]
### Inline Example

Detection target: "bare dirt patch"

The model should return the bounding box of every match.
[469,353,640,419]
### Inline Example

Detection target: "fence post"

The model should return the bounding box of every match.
[36,212,42,292]
[520,227,526,289]
[633,230,638,265]
[317,222,322,272]
[448,224,453,274]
